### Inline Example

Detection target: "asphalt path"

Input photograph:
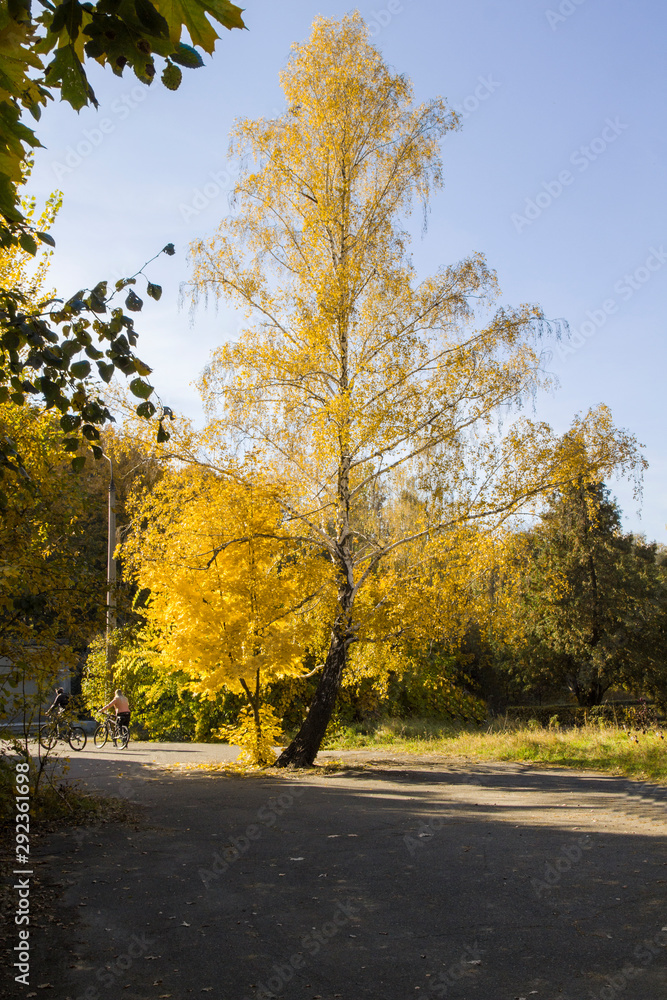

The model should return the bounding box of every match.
[6,744,667,1000]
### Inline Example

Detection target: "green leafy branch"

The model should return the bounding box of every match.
[0,242,176,504]
[0,0,246,249]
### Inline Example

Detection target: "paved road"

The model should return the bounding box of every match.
[6,746,667,1000]
[54,738,242,779]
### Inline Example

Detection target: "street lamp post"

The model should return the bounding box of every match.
[103,455,117,689]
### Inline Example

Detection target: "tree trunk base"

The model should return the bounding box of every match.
[276,738,318,768]
[275,630,349,768]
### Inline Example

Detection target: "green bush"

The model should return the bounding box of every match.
[82,630,244,741]
[503,701,663,729]
[82,630,488,742]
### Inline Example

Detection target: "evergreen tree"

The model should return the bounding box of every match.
[514,481,667,707]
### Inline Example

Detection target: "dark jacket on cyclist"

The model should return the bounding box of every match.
[48,688,70,714]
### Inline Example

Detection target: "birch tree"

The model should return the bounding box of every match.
[189,13,642,765]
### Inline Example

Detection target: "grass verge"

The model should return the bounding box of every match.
[323,718,667,784]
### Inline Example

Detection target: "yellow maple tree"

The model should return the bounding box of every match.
[123,462,331,760]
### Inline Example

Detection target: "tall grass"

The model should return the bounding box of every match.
[323,718,667,784]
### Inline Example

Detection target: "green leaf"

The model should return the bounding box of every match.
[45,44,96,111]
[163,242,175,255]
[129,377,154,399]
[60,414,82,432]
[155,0,245,52]
[96,361,115,383]
[136,399,156,418]
[71,455,87,472]
[114,357,136,376]
[63,437,80,452]
[61,339,81,360]
[134,0,170,36]
[91,444,104,460]
[157,419,170,442]
[161,60,182,90]
[70,359,91,379]
[146,282,162,300]
[36,231,56,247]
[125,290,143,312]
[19,232,38,256]
[171,42,204,68]
[51,0,84,40]
[87,291,106,313]
[81,424,100,440]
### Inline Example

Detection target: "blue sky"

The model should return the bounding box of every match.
[26,0,666,541]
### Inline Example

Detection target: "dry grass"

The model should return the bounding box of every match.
[324,718,667,784]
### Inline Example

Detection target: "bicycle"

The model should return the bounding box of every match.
[38,715,87,751]
[93,711,130,749]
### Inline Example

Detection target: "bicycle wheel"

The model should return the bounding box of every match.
[39,724,58,750]
[93,723,108,748]
[114,725,130,750]
[68,726,87,751]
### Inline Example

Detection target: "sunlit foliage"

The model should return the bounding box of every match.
[188,14,642,764]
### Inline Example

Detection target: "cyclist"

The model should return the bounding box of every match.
[47,686,70,716]
[101,689,131,736]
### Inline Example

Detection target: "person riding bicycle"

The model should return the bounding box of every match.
[101,690,131,733]
[47,687,70,716]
